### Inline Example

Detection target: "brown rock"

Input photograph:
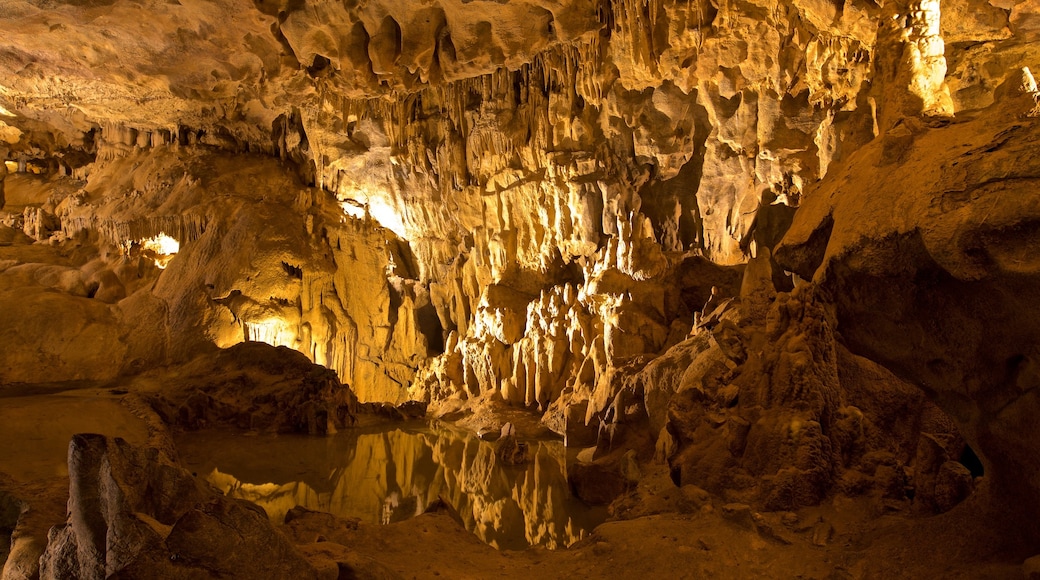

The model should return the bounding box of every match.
[146,342,358,435]
[933,461,975,513]
[37,434,318,580]
[779,97,1040,536]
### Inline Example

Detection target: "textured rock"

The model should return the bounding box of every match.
[143,342,359,435]
[37,434,317,579]
[777,86,1040,535]
[1,0,1039,565]
[1,0,1034,422]
[0,150,433,402]
[662,272,964,511]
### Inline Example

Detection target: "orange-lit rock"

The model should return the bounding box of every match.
[1,0,1040,576]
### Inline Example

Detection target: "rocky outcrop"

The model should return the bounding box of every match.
[654,262,974,512]
[38,434,317,579]
[143,342,359,435]
[777,84,1040,534]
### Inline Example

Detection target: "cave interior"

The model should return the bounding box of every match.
[2,0,1040,578]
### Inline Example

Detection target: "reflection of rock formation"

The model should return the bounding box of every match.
[187,426,601,549]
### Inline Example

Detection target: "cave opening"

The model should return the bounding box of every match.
[416,302,445,355]
[960,445,985,478]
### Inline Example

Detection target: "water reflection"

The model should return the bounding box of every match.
[175,423,606,550]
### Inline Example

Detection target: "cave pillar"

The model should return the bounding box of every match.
[873,0,954,132]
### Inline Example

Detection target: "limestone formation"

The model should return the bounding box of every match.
[777,85,1040,538]
[142,342,360,435]
[38,434,318,579]
[1,0,1039,575]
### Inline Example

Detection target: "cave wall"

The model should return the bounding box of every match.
[777,79,1040,535]
[2,0,1040,526]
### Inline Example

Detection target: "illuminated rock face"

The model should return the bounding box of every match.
[777,86,1040,537]
[1,148,432,401]
[1,0,1039,534]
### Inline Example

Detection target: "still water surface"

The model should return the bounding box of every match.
[176,422,606,550]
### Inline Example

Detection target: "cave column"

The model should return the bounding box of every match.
[873,0,954,132]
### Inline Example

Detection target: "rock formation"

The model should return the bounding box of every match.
[143,341,360,435]
[179,424,598,550]
[777,78,1040,537]
[1,0,1040,575]
[38,434,318,579]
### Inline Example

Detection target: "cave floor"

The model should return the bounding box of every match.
[0,386,1030,579]
[284,463,1027,580]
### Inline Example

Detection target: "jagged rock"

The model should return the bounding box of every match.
[21,207,59,241]
[37,434,317,580]
[777,89,1040,537]
[144,342,358,435]
[665,284,952,511]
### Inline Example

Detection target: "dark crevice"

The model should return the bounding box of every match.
[281,261,303,279]
[416,302,445,355]
[960,445,984,478]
